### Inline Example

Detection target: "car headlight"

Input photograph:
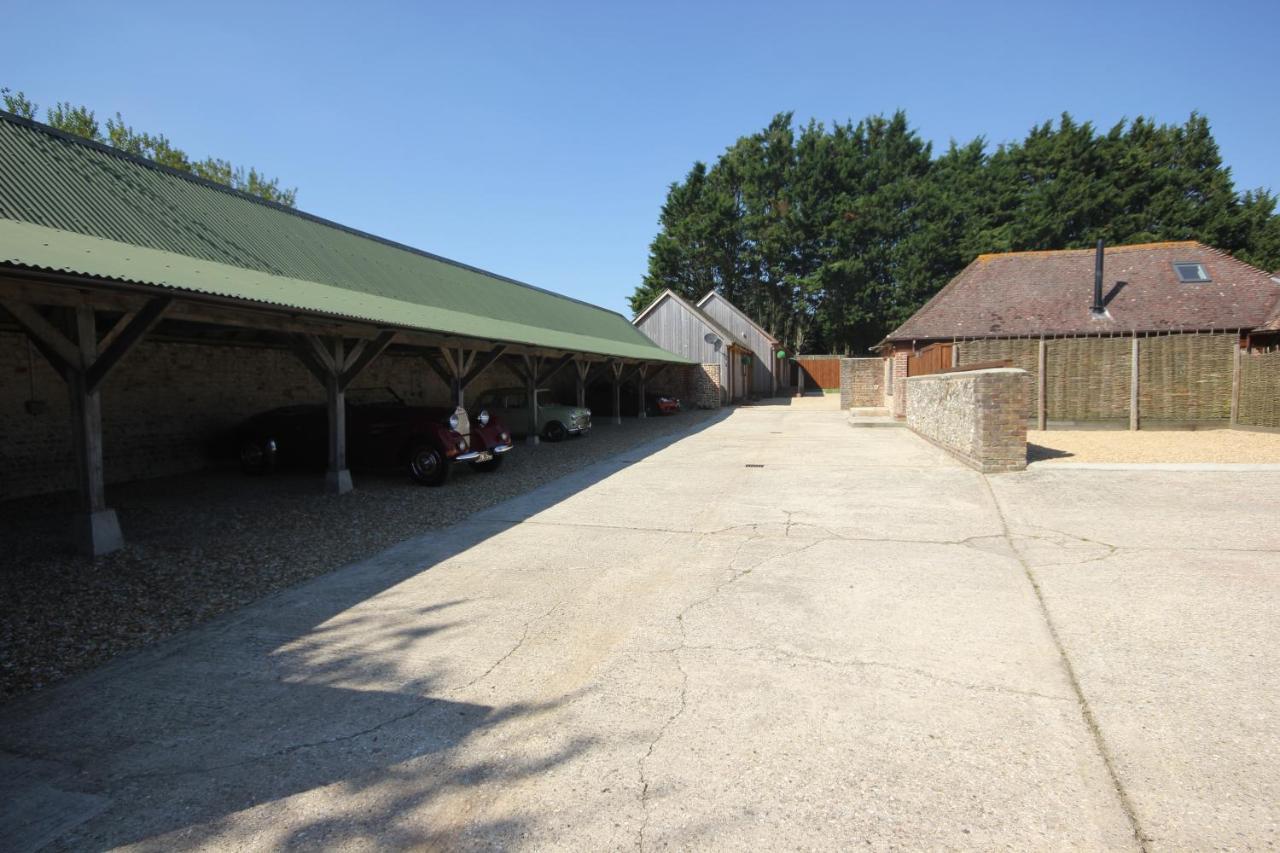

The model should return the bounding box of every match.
[448,413,459,430]
[477,409,490,427]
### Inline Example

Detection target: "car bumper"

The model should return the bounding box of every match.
[566,424,591,434]
[455,443,514,463]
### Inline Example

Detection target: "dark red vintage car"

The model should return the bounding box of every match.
[232,387,513,486]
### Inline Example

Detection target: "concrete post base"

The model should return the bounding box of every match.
[73,509,124,558]
[325,468,354,495]
[526,435,540,446]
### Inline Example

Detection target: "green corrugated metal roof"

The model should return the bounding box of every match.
[0,113,689,363]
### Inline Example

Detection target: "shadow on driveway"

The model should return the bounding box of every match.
[0,411,730,850]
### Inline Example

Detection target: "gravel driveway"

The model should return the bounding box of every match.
[0,410,718,700]
[1028,427,1280,463]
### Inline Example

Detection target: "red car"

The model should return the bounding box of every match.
[232,387,513,486]
[650,394,681,415]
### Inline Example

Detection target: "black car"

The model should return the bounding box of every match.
[231,387,514,486]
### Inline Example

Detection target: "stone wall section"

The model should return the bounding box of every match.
[906,368,1031,473]
[839,358,884,409]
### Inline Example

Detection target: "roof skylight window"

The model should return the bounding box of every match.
[1173,262,1210,283]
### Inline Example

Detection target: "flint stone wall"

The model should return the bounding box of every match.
[906,368,1031,473]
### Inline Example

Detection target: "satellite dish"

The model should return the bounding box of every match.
[704,332,722,349]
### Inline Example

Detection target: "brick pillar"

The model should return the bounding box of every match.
[891,351,909,418]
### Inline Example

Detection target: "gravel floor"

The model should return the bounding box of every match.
[1028,427,1280,464]
[0,410,719,701]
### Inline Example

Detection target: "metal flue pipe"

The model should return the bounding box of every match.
[1092,238,1105,315]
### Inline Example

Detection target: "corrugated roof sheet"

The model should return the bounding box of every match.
[0,112,689,363]
[884,242,1280,342]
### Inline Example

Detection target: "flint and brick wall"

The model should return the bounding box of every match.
[887,351,909,418]
[693,363,722,409]
[906,368,1031,473]
[645,363,722,410]
[839,358,883,409]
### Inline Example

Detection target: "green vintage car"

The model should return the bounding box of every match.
[474,387,591,442]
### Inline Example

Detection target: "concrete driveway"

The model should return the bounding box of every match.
[3,396,1277,850]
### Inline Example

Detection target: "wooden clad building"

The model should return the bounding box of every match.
[696,292,782,397]
[633,289,756,402]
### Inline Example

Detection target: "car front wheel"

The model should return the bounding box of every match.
[543,421,568,442]
[408,442,450,486]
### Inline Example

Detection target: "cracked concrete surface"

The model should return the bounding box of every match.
[2,395,1277,850]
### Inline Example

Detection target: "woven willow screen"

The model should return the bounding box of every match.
[954,333,1250,424]
[1239,349,1280,428]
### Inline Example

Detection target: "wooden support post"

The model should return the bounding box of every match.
[339,330,396,393]
[460,345,506,395]
[611,361,624,425]
[1037,337,1047,431]
[324,338,352,495]
[574,358,590,408]
[294,332,392,494]
[523,355,541,445]
[3,298,173,556]
[1129,336,1140,431]
[637,363,648,418]
[68,306,123,556]
[440,346,464,407]
[1230,337,1242,426]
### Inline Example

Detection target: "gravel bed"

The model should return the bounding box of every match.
[0,410,718,701]
[1028,427,1280,464]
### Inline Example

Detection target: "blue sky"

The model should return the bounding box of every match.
[7,0,1278,315]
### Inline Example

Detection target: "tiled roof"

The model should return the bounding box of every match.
[885,242,1280,342]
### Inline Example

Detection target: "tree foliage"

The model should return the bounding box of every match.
[2,87,296,207]
[634,112,1280,354]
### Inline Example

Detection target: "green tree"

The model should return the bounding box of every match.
[637,110,1280,355]
[3,87,296,206]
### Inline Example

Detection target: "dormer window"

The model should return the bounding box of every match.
[1173,262,1210,283]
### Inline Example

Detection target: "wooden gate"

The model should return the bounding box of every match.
[906,343,953,377]
[794,355,841,389]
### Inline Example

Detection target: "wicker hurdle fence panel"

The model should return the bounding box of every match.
[1238,349,1280,428]
[1045,337,1132,421]
[1139,333,1234,422]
